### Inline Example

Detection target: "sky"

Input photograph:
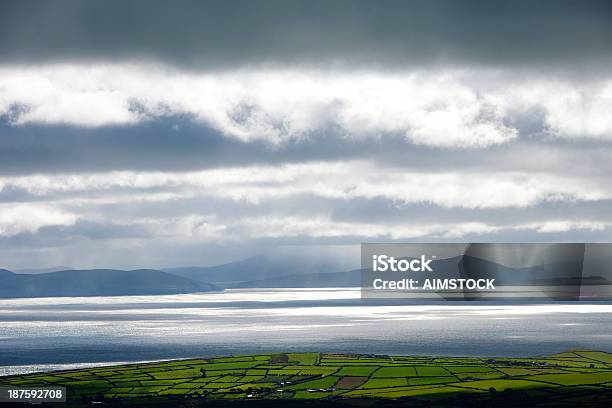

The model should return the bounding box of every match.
[1,0,612,269]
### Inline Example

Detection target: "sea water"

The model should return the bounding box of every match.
[0,288,611,375]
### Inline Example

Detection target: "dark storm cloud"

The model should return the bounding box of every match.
[0,117,365,175]
[1,116,612,177]
[1,0,612,269]
[0,0,611,70]
[0,220,151,248]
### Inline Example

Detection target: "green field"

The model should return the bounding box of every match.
[2,350,612,406]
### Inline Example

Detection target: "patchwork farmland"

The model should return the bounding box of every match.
[2,350,612,406]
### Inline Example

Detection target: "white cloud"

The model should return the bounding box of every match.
[1,161,609,210]
[532,220,606,233]
[1,160,612,241]
[0,203,76,235]
[507,80,612,140]
[2,64,611,147]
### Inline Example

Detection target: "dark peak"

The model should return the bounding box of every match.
[0,268,15,277]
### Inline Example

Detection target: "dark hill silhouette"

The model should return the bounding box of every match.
[0,269,219,298]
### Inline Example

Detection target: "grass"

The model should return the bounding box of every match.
[372,366,417,377]
[335,366,378,376]
[1,350,611,406]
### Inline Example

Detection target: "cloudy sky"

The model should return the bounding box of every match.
[1,0,612,269]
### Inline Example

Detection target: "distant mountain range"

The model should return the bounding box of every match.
[13,266,74,274]
[0,255,351,298]
[164,255,346,285]
[0,269,219,298]
[3,253,611,299]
